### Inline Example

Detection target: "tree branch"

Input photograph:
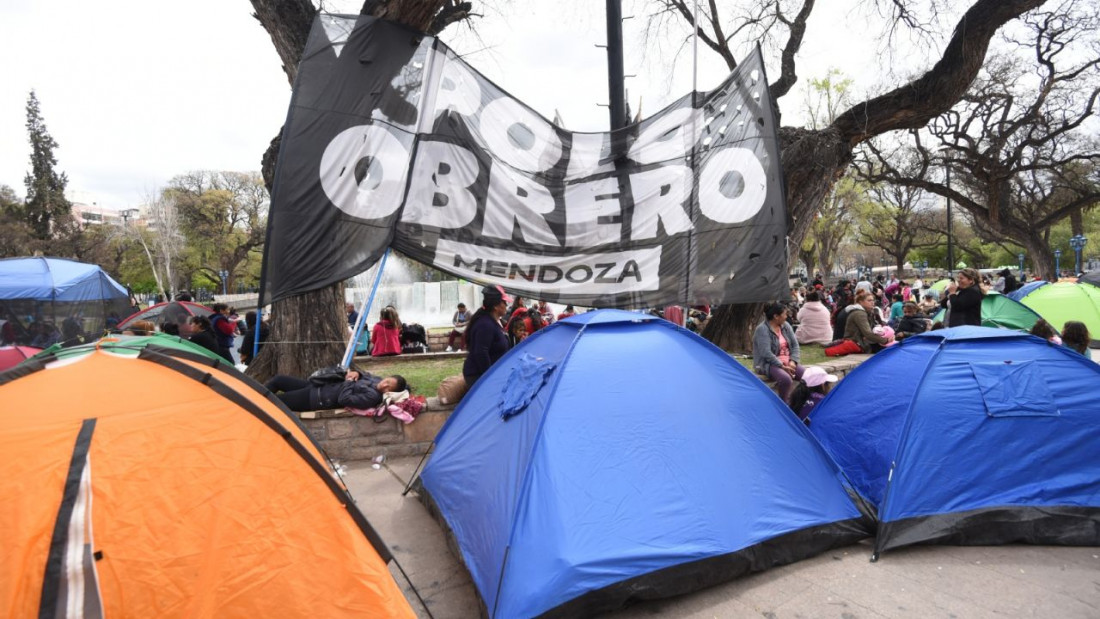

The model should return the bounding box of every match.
[832,0,1049,146]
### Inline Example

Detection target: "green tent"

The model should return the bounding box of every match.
[929,279,953,294]
[1020,282,1100,343]
[932,291,1042,332]
[30,333,233,366]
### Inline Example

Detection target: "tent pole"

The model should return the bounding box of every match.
[252,307,263,361]
[342,248,390,368]
[401,442,434,496]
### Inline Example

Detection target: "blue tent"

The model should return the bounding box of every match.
[417,310,871,618]
[0,257,129,344]
[1006,279,1048,301]
[810,327,1100,559]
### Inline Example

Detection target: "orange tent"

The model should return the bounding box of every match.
[0,341,414,618]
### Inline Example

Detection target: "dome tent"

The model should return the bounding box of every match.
[0,339,414,618]
[1005,279,1048,302]
[810,327,1100,559]
[0,257,129,344]
[1020,281,1100,345]
[415,310,871,618]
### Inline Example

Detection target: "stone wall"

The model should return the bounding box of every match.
[302,354,873,462]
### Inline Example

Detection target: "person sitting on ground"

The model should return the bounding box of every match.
[238,311,269,365]
[161,322,180,336]
[1028,318,1062,345]
[370,306,402,356]
[265,368,406,412]
[188,316,232,362]
[752,302,805,405]
[795,291,832,345]
[463,286,512,386]
[919,293,940,316]
[556,305,576,321]
[345,302,359,329]
[888,293,905,327]
[895,302,930,340]
[1061,321,1092,359]
[844,290,890,353]
[60,317,87,348]
[788,366,838,423]
[122,320,157,336]
[446,302,470,352]
[941,268,984,327]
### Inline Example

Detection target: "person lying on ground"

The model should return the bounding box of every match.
[265,368,407,412]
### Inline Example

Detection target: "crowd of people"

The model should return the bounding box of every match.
[752,268,1094,413]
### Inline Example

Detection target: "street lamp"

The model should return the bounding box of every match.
[218,269,229,296]
[1017,252,1025,276]
[1054,249,1062,278]
[1069,235,1088,275]
[882,257,890,280]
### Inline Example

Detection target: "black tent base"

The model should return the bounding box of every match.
[875,505,1100,558]
[412,479,871,618]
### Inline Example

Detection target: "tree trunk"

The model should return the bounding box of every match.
[1023,233,1055,281]
[246,282,347,382]
[702,127,849,350]
[703,303,763,353]
[246,0,451,382]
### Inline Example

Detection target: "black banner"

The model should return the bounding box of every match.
[260,14,789,307]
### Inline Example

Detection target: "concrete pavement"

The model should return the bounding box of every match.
[343,457,1100,618]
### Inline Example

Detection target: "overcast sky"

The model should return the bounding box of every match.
[0,0,947,211]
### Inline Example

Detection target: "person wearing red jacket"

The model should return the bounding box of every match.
[371,306,402,356]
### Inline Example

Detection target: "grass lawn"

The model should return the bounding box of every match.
[360,357,465,396]
[731,343,829,371]
[361,344,831,396]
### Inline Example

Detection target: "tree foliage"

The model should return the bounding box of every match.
[166,171,268,292]
[21,91,72,241]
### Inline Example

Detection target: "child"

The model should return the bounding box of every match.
[789,366,838,424]
[895,302,930,340]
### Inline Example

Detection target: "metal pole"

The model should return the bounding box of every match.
[342,248,390,368]
[605,0,627,131]
[945,166,954,275]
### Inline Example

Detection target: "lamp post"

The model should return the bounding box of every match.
[1017,252,1025,276]
[1069,235,1087,275]
[218,270,228,297]
[882,257,890,280]
[1054,249,1062,278]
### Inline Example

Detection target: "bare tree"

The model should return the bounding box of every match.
[859,1,1100,280]
[643,0,1052,349]
[247,0,472,381]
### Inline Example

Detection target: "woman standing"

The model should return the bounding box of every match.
[942,267,984,327]
[752,303,805,405]
[463,286,512,386]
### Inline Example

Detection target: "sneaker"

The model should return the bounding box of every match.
[445,346,453,352]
